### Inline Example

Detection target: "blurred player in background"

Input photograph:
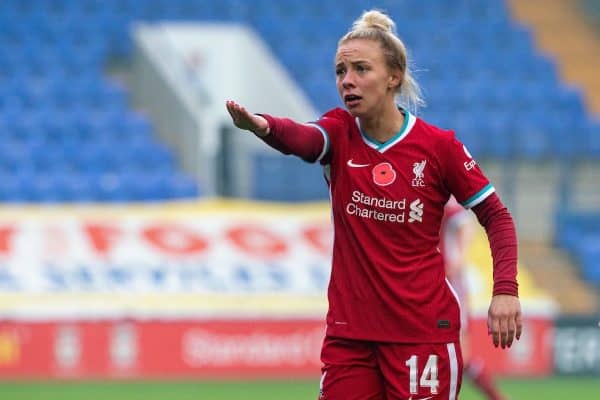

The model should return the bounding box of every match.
[226,9,521,400]
[441,197,509,400]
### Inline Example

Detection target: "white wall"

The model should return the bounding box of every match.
[132,23,318,196]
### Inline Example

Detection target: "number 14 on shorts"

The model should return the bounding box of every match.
[405,354,439,395]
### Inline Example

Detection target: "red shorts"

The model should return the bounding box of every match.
[319,336,463,400]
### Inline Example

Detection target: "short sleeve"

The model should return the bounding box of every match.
[441,133,495,209]
[307,108,349,165]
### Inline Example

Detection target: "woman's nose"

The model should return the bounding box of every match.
[342,72,355,87]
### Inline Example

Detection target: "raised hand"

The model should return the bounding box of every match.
[225,100,270,137]
[487,294,522,349]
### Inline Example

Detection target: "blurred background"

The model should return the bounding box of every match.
[0,0,599,398]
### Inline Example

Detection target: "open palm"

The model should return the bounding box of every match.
[225,100,269,136]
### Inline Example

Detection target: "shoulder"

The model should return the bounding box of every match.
[319,107,353,124]
[414,116,457,145]
[312,107,354,139]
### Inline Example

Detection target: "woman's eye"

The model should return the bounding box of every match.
[335,68,344,76]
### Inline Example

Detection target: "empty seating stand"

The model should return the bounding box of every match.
[0,0,200,203]
[0,0,598,203]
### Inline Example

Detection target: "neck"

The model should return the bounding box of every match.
[359,103,405,144]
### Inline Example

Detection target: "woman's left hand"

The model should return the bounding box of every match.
[487,294,522,349]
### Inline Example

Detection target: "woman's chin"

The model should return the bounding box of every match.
[345,105,365,117]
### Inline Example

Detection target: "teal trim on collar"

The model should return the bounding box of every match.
[359,108,413,152]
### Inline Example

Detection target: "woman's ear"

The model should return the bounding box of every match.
[389,71,403,90]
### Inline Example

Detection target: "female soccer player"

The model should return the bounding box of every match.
[226,9,521,399]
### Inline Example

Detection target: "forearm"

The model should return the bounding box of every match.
[472,193,519,297]
[258,114,326,163]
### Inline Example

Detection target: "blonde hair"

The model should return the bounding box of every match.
[339,10,424,112]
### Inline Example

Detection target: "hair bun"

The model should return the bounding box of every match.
[353,10,395,34]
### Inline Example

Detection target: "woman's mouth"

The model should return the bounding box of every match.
[344,94,362,107]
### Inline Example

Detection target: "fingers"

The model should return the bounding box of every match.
[506,315,516,348]
[225,100,236,118]
[225,102,237,123]
[488,295,523,349]
[491,313,517,349]
[488,313,500,348]
[226,100,259,132]
[225,100,269,136]
[225,100,245,124]
[499,316,509,349]
[515,309,523,341]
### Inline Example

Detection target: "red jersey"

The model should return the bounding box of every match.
[309,108,494,343]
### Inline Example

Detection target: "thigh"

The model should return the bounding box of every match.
[319,336,386,400]
[376,341,463,400]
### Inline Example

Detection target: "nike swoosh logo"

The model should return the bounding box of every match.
[408,397,434,400]
[347,159,370,168]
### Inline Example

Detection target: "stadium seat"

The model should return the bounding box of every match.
[579,237,600,284]
[168,173,201,199]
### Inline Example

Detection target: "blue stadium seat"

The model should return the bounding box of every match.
[452,112,486,158]
[555,212,600,265]
[484,112,514,159]
[251,153,327,201]
[95,173,132,202]
[513,118,553,160]
[0,168,36,203]
[579,236,600,284]
[168,173,200,199]
[251,154,290,201]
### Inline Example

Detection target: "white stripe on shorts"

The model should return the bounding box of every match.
[446,342,458,400]
[319,370,327,391]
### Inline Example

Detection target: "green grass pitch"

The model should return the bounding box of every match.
[0,377,598,399]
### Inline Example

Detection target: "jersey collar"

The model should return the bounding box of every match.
[356,108,417,153]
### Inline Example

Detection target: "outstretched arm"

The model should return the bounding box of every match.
[471,193,522,349]
[225,100,327,163]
